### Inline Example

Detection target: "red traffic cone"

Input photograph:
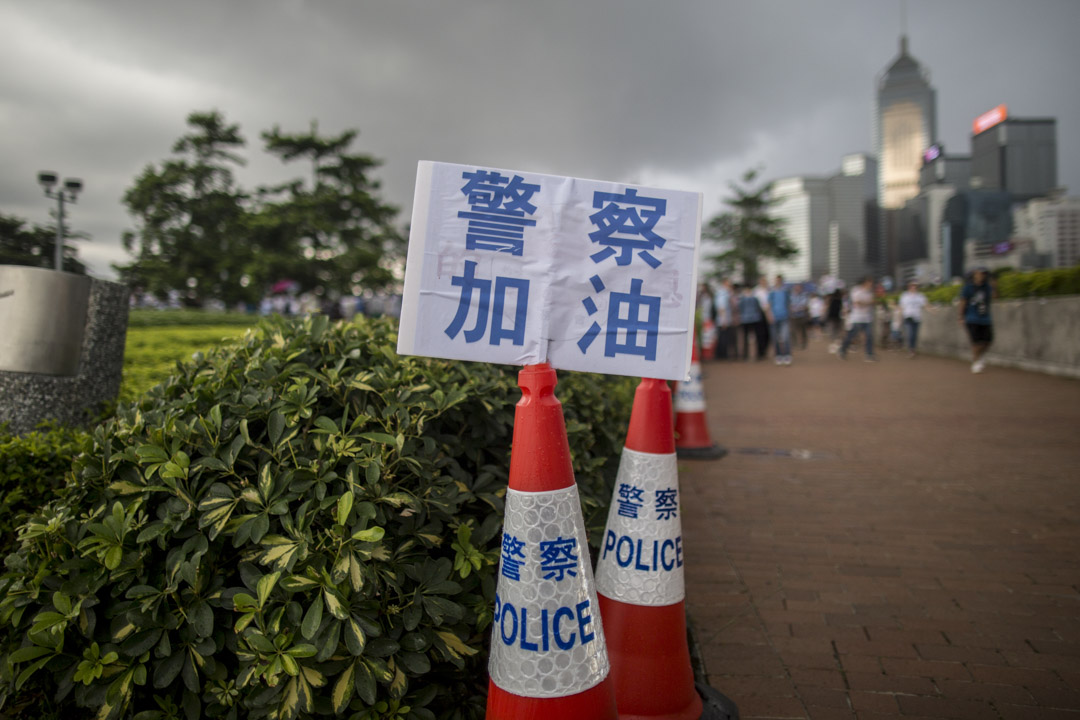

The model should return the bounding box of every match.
[701,319,717,361]
[596,378,703,720]
[674,336,727,460]
[486,363,618,720]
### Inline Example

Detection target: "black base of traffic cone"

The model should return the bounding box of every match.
[696,682,740,720]
[676,443,728,460]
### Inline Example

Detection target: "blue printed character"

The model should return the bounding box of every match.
[500,533,526,581]
[539,536,579,581]
[445,260,530,346]
[616,483,645,519]
[588,188,668,268]
[458,170,541,256]
[655,488,678,521]
[578,278,660,359]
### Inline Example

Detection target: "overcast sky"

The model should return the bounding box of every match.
[2,0,1078,280]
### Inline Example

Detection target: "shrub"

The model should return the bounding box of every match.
[0,314,635,720]
[0,423,89,556]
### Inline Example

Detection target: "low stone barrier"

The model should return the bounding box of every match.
[918,295,1080,379]
[0,266,130,434]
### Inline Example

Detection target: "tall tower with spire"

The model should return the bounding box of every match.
[874,33,936,275]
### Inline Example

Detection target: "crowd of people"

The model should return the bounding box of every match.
[697,274,938,366]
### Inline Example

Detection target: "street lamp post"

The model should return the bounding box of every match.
[37,171,82,272]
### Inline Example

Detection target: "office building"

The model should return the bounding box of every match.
[759,176,830,283]
[970,108,1057,200]
[875,35,937,278]
[828,154,879,285]
[1013,194,1080,268]
[758,154,878,287]
[919,144,971,190]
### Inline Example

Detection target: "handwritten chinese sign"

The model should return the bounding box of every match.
[397,161,701,380]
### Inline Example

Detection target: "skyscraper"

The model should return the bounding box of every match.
[875,35,936,276]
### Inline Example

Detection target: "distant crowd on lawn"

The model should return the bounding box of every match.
[128,288,403,320]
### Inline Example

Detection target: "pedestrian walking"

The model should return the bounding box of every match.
[826,289,845,349]
[838,277,877,361]
[899,281,928,357]
[959,267,996,373]
[768,275,793,365]
[755,277,772,356]
[809,293,826,339]
[714,278,737,360]
[737,284,767,361]
[790,283,810,350]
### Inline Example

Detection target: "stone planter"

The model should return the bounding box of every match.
[0,266,130,434]
[0,265,91,376]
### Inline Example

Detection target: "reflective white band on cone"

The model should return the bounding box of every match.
[674,362,706,413]
[595,448,685,606]
[489,486,611,698]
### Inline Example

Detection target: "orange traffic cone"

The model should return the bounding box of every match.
[596,378,702,720]
[486,363,618,720]
[673,336,727,460]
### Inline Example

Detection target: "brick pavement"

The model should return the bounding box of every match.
[680,337,1080,720]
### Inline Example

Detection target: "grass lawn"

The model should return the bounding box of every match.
[120,323,253,402]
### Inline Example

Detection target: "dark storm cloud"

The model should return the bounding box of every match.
[2,0,1078,278]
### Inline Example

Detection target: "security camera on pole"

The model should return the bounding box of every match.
[37,171,83,272]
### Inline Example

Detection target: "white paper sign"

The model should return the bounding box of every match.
[397,161,701,380]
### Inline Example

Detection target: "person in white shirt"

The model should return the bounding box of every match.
[838,277,877,361]
[899,281,929,357]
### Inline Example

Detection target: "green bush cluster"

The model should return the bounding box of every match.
[0,315,635,720]
[0,423,89,556]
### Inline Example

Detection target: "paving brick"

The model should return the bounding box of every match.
[734,694,808,719]
[796,686,849,709]
[788,667,845,688]
[804,707,855,720]
[848,690,900,714]
[1026,684,1080,709]
[914,643,1006,665]
[996,705,1080,720]
[934,679,1033,705]
[880,658,973,681]
[834,639,919,659]
[844,671,936,696]
[969,663,1067,688]
[895,695,994,719]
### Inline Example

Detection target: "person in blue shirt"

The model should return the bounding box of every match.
[736,284,766,361]
[959,267,996,374]
[767,275,792,365]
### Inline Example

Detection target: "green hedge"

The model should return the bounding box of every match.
[0,423,89,557]
[127,311,259,329]
[0,315,635,720]
[923,266,1080,305]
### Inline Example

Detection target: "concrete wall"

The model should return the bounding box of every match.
[0,277,130,434]
[918,295,1080,378]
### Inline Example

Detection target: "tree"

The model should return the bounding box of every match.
[253,121,403,294]
[118,112,403,305]
[702,169,796,285]
[0,212,86,274]
[121,110,250,305]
